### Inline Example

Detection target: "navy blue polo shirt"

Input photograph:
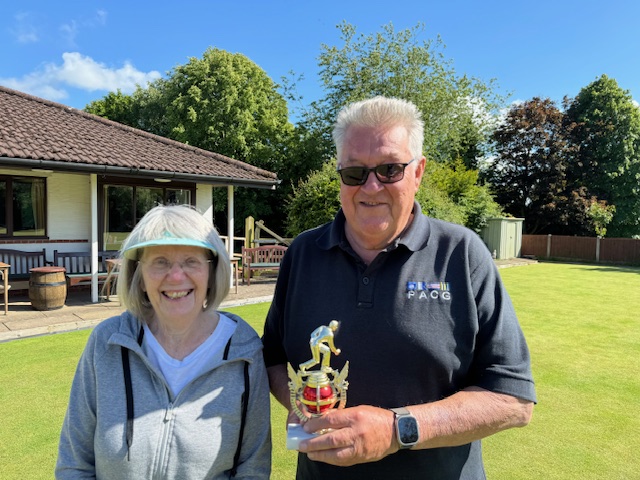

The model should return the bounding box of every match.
[263,203,536,479]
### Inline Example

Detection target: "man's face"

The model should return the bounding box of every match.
[339,124,425,251]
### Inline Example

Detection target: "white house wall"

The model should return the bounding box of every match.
[196,183,213,221]
[48,172,92,242]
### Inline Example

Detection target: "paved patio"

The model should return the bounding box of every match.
[0,277,276,343]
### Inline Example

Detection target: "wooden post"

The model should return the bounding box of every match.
[244,216,255,250]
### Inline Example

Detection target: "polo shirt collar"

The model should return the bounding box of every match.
[316,209,347,250]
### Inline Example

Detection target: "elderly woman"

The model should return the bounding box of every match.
[56,205,271,479]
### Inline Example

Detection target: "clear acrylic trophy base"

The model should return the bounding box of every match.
[286,423,319,450]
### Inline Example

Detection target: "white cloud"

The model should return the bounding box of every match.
[55,53,161,91]
[0,52,162,102]
[59,10,108,47]
[58,10,107,48]
[59,20,78,47]
[95,10,108,26]
[10,12,39,44]
[0,77,67,101]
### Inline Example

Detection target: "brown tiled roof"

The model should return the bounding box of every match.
[0,85,279,188]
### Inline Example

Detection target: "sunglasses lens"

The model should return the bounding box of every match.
[376,163,406,183]
[340,167,367,186]
[375,164,405,183]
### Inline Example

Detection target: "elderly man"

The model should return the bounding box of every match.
[262,96,536,479]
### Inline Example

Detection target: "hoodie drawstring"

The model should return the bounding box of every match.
[120,326,144,461]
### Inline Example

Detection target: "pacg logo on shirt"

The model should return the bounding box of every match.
[406,281,451,301]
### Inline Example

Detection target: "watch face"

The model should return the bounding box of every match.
[397,416,419,445]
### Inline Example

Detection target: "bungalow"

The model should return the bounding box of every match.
[0,85,280,302]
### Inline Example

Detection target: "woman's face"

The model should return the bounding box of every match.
[138,245,211,324]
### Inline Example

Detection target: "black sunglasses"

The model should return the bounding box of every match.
[337,159,416,186]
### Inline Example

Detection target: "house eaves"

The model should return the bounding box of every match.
[0,157,280,189]
[0,85,280,190]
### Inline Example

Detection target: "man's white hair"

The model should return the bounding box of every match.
[332,96,424,163]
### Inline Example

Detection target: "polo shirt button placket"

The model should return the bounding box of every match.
[357,275,374,308]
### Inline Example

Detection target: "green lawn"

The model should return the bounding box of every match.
[1,262,638,479]
[484,263,640,479]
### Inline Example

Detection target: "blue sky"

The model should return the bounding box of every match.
[1,0,639,118]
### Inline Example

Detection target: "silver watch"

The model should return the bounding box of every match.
[391,407,419,449]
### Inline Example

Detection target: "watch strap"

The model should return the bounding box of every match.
[391,407,410,416]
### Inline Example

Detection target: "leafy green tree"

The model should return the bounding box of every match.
[285,21,505,236]
[564,75,640,237]
[421,160,502,232]
[286,160,341,235]
[299,21,504,168]
[588,200,616,237]
[415,179,466,227]
[86,90,138,125]
[86,48,294,233]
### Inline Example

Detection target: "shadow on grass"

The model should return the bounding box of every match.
[538,259,640,275]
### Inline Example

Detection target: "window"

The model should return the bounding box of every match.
[0,176,47,237]
[102,183,192,250]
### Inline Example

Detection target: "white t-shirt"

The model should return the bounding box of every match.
[142,313,237,396]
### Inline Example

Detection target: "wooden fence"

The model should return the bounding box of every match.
[522,235,640,265]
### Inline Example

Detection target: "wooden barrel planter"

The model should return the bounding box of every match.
[29,266,67,311]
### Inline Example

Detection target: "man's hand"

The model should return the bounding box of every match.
[297,405,398,467]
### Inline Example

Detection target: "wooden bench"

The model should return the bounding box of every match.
[52,250,119,288]
[241,245,287,285]
[0,248,49,280]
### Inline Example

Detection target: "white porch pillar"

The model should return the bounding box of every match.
[227,185,235,257]
[227,185,235,289]
[90,174,99,303]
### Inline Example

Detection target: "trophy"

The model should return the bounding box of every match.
[286,320,349,450]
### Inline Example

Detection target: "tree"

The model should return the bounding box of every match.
[86,48,295,233]
[299,21,504,168]
[485,97,592,234]
[420,160,502,232]
[286,160,341,236]
[285,21,504,235]
[86,90,138,125]
[588,200,616,237]
[564,75,640,237]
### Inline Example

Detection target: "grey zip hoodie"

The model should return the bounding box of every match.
[56,310,271,479]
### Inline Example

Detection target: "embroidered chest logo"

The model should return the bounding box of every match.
[406,281,451,301]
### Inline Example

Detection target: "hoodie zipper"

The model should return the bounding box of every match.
[152,402,174,479]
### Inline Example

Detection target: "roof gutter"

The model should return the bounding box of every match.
[0,158,280,190]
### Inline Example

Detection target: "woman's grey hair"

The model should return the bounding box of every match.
[116,204,230,321]
[332,96,425,164]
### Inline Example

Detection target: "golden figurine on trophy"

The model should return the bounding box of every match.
[286,320,349,449]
